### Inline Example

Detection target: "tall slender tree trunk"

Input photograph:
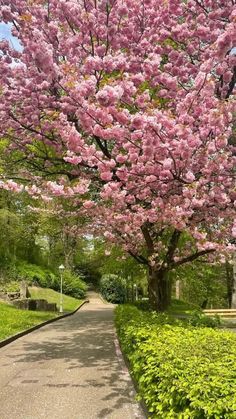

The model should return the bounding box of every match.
[148,267,172,311]
[232,259,236,309]
[225,260,234,308]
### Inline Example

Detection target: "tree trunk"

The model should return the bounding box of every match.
[225,261,233,308]
[232,258,236,309]
[148,267,172,311]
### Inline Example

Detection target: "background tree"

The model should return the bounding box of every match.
[0,0,235,310]
[173,261,228,309]
[0,190,42,269]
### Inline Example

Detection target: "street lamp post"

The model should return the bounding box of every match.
[59,264,65,313]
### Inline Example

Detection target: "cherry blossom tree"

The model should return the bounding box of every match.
[0,0,236,310]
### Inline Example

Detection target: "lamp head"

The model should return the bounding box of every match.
[59,264,65,271]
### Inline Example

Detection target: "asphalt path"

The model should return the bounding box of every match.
[0,292,145,419]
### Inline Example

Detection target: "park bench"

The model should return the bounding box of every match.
[203,309,236,318]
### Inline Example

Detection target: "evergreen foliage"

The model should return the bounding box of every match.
[100,274,126,304]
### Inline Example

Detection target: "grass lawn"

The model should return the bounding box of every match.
[29,286,84,312]
[0,301,57,341]
[167,298,201,315]
[0,288,84,341]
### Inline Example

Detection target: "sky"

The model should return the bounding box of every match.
[0,22,22,51]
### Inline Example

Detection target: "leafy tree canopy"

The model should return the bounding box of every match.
[0,0,235,309]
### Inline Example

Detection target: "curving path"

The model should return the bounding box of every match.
[0,292,145,419]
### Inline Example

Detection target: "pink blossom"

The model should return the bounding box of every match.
[0,0,235,289]
[116,155,127,164]
[100,171,113,181]
[83,200,95,209]
[185,171,195,182]
[96,85,124,107]
[232,221,236,238]
[162,158,172,170]
[64,155,82,164]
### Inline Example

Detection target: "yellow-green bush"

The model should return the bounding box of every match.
[115,305,236,418]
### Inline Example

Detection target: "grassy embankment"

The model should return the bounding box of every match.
[29,286,84,312]
[0,301,56,341]
[0,287,84,341]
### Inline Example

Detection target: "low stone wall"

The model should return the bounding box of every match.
[12,299,36,310]
[0,292,9,301]
[7,292,21,300]
[0,291,21,301]
[11,299,57,312]
[0,281,29,302]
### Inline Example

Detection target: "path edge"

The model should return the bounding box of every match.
[0,300,89,349]
[114,331,149,418]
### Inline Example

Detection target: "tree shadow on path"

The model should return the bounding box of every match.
[5,306,144,418]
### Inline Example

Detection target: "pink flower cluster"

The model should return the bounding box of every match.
[0,0,235,268]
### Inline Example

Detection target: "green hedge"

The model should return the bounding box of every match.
[115,305,236,418]
[100,274,126,303]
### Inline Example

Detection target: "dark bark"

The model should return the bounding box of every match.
[171,248,215,269]
[141,224,172,311]
[148,267,172,311]
[201,299,208,309]
[225,261,233,308]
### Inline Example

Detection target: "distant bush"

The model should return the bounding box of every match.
[134,299,151,311]
[0,280,20,293]
[188,310,221,328]
[115,305,236,418]
[74,262,101,287]
[8,262,87,299]
[62,270,87,299]
[100,274,126,303]
[15,262,56,289]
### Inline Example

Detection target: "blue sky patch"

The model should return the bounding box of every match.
[0,22,22,51]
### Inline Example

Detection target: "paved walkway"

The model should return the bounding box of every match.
[0,292,145,419]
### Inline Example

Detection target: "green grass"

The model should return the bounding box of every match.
[136,298,201,316]
[167,298,201,315]
[0,301,57,341]
[0,287,85,341]
[29,286,84,312]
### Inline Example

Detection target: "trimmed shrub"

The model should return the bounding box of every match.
[100,274,126,303]
[62,270,87,299]
[115,305,236,418]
